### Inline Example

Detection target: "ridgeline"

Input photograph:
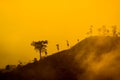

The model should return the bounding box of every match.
[1,36,120,80]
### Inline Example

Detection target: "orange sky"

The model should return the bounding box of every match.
[0,0,119,68]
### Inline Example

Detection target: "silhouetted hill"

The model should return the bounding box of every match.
[1,36,120,80]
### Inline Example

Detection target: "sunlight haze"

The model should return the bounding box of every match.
[0,0,119,68]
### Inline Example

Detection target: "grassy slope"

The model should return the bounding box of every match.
[1,36,120,80]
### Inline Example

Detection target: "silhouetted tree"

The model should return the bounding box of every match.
[66,40,69,48]
[86,25,93,36]
[18,61,22,65]
[118,32,120,36]
[31,40,48,60]
[112,25,117,37]
[56,44,59,51]
[5,65,10,70]
[106,29,109,35]
[77,39,79,42]
[90,25,93,34]
[98,28,102,35]
[102,25,107,35]
[17,61,23,69]
[33,58,37,63]
[98,25,109,36]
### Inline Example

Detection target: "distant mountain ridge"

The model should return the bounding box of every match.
[1,36,120,80]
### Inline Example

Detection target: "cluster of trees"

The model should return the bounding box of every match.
[4,61,23,72]
[3,39,72,70]
[31,40,70,60]
[87,25,119,37]
[56,40,70,51]
[31,25,120,61]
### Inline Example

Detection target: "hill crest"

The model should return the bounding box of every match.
[1,36,120,80]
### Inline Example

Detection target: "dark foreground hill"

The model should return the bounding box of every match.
[1,36,120,80]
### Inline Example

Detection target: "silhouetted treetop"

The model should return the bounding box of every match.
[31,40,48,60]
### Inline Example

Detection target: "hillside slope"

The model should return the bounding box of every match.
[1,36,120,80]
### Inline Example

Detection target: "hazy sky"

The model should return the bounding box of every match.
[0,0,119,68]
